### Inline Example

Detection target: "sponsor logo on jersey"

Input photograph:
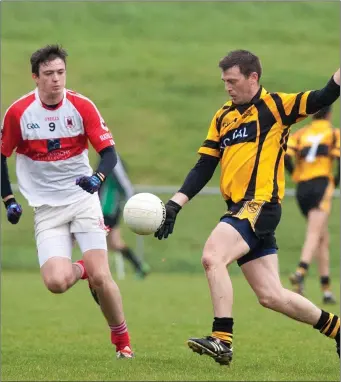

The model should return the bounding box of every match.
[100,133,112,141]
[220,121,257,150]
[45,116,59,122]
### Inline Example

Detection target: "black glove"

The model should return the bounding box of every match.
[76,173,103,194]
[154,200,182,240]
[4,198,23,224]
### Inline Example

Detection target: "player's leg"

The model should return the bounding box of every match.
[241,254,340,356]
[317,228,336,304]
[35,204,83,293]
[76,235,133,358]
[290,178,333,294]
[39,234,82,293]
[72,194,133,358]
[107,225,149,278]
[290,208,327,294]
[187,218,251,365]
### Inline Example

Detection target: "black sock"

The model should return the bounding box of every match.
[314,310,340,339]
[296,261,309,277]
[212,317,233,345]
[320,276,331,293]
[120,247,143,272]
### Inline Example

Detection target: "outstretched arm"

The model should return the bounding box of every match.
[305,69,340,114]
[155,154,219,240]
[170,154,220,206]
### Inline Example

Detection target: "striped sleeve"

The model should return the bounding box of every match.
[331,129,340,158]
[198,110,221,158]
[270,91,311,127]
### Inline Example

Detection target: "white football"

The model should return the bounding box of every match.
[123,193,166,235]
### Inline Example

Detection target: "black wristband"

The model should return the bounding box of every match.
[4,197,16,208]
[167,200,182,213]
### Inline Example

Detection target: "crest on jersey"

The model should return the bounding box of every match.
[101,117,109,132]
[64,116,75,128]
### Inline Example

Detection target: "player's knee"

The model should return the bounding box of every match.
[257,289,282,309]
[201,246,225,270]
[88,270,112,290]
[44,275,71,294]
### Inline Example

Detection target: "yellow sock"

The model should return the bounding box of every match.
[212,331,233,345]
[321,314,340,339]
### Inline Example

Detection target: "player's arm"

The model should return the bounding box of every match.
[1,107,23,224]
[172,154,220,203]
[305,69,340,114]
[75,98,117,194]
[284,132,299,175]
[96,146,117,180]
[155,111,221,240]
[276,69,340,126]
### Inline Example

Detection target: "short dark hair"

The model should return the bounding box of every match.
[312,106,331,120]
[218,50,262,80]
[30,44,68,76]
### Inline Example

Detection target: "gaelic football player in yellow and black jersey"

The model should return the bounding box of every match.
[154,50,340,365]
[284,106,340,303]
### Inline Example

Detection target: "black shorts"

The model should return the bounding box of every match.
[296,176,333,217]
[103,208,121,228]
[221,200,282,266]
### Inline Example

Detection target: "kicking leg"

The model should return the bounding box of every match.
[242,254,340,357]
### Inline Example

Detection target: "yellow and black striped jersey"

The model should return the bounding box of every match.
[286,120,340,183]
[198,86,313,203]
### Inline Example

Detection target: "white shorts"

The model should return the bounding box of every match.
[34,194,107,267]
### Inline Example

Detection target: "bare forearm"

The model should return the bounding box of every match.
[333,68,340,86]
[170,192,189,207]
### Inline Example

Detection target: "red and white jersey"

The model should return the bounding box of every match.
[1,88,115,207]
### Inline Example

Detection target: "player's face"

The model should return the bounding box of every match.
[221,66,258,105]
[33,58,66,97]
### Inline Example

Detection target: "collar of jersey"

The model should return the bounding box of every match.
[34,88,66,110]
[224,85,268,110]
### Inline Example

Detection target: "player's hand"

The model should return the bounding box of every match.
[76,173,103,194]
[154,200,182,240]
[5,198,23,224]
